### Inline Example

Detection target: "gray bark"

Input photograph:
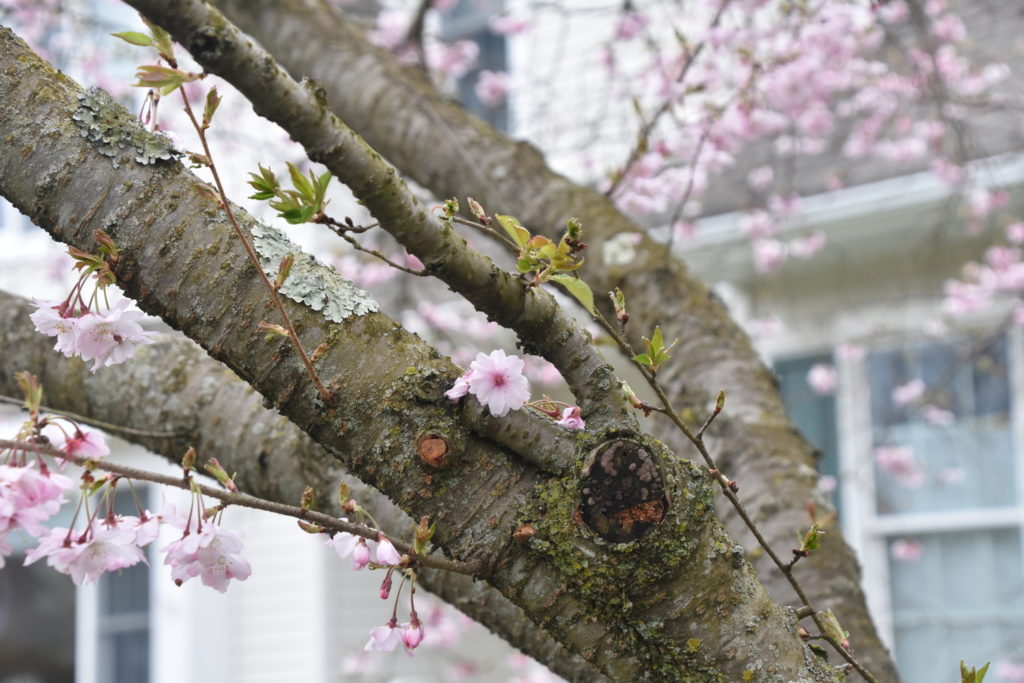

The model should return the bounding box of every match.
[0,289,607,682]
[0,29,839,681]
[207,1,897,678]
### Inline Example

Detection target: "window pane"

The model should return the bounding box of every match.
[774,354,840,512]
[889,529,1024,683]
[868,336,1015,515]
[0,557,76,682]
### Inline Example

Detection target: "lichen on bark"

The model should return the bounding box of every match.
[249,221,377,320]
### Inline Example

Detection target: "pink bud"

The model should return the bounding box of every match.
[352,538,371,570]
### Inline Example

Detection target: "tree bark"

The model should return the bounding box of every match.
[0,29,839,681]
[0,289,608,682]
[206,1,897,678]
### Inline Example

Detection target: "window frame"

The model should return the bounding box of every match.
[765,314,1024,657]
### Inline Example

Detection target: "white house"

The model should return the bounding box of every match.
[3,0,1024,682]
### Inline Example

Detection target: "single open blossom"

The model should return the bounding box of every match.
[49,427,110,459]
[475,70,510,107]
[375,535,402,566]
[162,522,252,593]
[29,300,79,356]
[890,538,924,563]
[892,379,926,406]
[466,350,530,417]
[25,522,145,585]
[557,406,585,431]
[365,619,405,652]
[75,299,154,372]
[806,363,838,396]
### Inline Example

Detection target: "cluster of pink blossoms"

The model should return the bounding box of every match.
[25,514,158,585]
[160,502,252,593]
[31,298,154,372]
[0,462,74,568]
[324,527,425,653]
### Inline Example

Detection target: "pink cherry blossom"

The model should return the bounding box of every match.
[890,538,923,563]
[162,522,252,593]
[818,475,838,494]
[806,364,838,396]
[0,462,74,535]
[874,445,924,488]
[475,70,510,107]
[49,427,109,459]
[891,379,925,406]
[921,405,954,426]
[375,535,402,566]
[402,620,425,651]
[753,239,787,274]
[74,299,154,372]
[467,350,530,417]
[557,406,585,431]
[352,537,372,570]
[996,660,1024,682]
[25,522,145,585]
[614,12,649,40]
[938,467,965,484]
[790,232,827,259]
[835,343,865,361]
[444,371,474,401]
[489,15,531,36]
[29,299,79,356]
[1006,222,1024,244]
[365,620,405,652]
[325,529,360,560]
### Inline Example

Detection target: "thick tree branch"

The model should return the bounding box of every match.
[0,28,840,680]
[206,2,897,677]
[0,289,606,682]
[124,0,633,431]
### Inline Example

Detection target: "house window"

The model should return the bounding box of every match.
[83,486,152,683]
[440,0,508,132]
[777,333,1024,682]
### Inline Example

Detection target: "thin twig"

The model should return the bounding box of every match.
[176,87,333,404]
[0,394,182,439]
[0,438,480,576]
[336,232,428,276]
[452,215,520,254]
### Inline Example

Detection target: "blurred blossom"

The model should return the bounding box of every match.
[891,379,925,406]
[818,475,838,494]
[890,538,923,563]
[875,445,924,488]
[835,343,865,361]
[806,363,838,396]
[921,405,954,426]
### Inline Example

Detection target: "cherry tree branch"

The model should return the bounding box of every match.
[124,0,634,431]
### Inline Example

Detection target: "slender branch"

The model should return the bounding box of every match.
[176,87,333,404]
[451,215,520,254]
[0,395,181,439]
[0,438,481,576]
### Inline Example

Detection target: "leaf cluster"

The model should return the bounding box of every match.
[248,163,333,224]
[493,214,595,313]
